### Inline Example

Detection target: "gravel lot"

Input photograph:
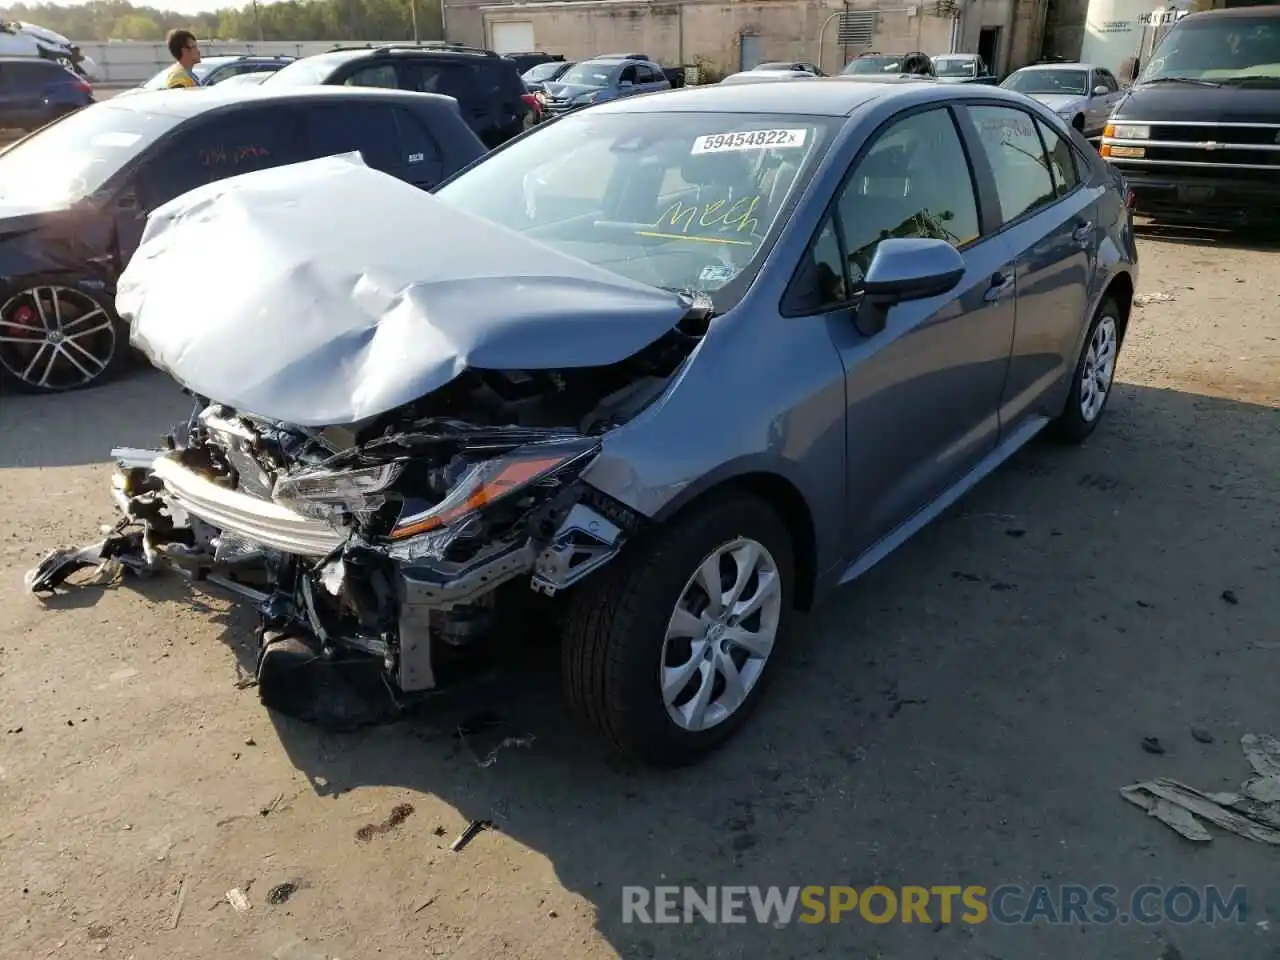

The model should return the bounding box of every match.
[1,228,1277,960]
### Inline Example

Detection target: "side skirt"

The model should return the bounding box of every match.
[838,415,1050,586]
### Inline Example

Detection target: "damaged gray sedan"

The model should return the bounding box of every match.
[27,79,1136,765]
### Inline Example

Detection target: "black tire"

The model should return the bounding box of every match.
[0,282,131,395]
[560,492,795,767]
[1048,296,1123,444]
[1071,114,1085,133]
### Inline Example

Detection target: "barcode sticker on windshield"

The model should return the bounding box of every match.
[691,129,808,154]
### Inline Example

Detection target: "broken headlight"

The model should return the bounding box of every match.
[272,462,402,522]
[389,438,599,542]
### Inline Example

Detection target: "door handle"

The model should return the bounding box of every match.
[984,271,1015,302]
[1072,221,1095,246]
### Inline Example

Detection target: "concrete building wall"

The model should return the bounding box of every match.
[469,0,961,77]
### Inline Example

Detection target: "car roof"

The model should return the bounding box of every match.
[578,57,643,67]
[1012,62,1093,71]
[99,84,458,120]
[592,75,1006,117]
[934,53,978,59]
[1183,5,1280,18]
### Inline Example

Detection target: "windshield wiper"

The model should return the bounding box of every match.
[1138,76,1222,88]
[1215,75,1280,88]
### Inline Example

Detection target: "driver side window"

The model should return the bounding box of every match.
[786,107,980,314]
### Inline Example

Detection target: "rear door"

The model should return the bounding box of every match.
[0,63,16,126]
[9,61,51,127]
[960,104,1098,433]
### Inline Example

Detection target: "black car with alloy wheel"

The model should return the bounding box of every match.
[0,85,484,394]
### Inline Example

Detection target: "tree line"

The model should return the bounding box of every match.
[1,0,443,43]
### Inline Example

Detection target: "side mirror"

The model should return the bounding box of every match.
[857,238,965,336]
[1093,84,1110,96]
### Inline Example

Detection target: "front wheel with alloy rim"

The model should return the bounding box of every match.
[0,284,129,394]
[1049,296,1122,444]
[561,492,795,766]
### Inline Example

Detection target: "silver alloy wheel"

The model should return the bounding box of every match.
[0,286,116,391]
[660,536,783,732]
[1079,315,1118,423]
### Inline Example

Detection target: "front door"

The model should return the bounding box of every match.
[961,104,1098,431]
[788,105,1017,557]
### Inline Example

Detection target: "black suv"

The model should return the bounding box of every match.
[265,43,536,148]
[0,56,94,131]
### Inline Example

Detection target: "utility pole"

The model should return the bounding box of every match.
[410,0,419,41]
[251,0,264,41]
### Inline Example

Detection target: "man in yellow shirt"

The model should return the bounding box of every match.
[163,29,202,89]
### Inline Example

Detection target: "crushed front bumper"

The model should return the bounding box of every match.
[26,446,637,723]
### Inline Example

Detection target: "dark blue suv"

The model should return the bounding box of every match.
[0,56,93,131]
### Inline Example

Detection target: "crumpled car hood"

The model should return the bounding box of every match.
[117,153,691,428]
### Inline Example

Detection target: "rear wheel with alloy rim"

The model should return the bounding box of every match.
[561,492,795,766]
[1049,296,1122,443]
[0,284,129,394]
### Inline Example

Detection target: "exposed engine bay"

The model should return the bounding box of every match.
[25,310,709,728]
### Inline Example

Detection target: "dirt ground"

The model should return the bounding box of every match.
[1,227,1277,960]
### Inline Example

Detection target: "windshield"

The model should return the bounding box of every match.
[1002,68,1087,95]
[843,56,900,75]
[435,112,833,307]
[0,103,179,205]
[557,62,614,87]
[1140,17,1280,84]
[934,58,977,77]
[524,61,567,82]
[265,53,349,87]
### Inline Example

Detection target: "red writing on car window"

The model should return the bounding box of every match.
[200,144,271,167]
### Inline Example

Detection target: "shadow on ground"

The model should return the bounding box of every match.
[0,366,189,469]
[52,381,1267,960]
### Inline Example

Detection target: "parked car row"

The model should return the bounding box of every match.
[23,73,1136,771]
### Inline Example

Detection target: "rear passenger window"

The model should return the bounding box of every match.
[393,108,442,165]
[303,103,399,171]
[414,63,475,102]
[1034,117,1080,197]
[345,64,398,89]
[968,105,1056,225]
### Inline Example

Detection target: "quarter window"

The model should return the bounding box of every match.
[1034,116,1080,197]
[968,105,1056,225]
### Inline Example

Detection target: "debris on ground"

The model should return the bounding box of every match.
[267,881,298,905]
[1221,589,1240,605]
[1121,734,1280,845]
[260,793,285,817]
[450,819,492,853]
[1141,736,1166,755]
[1191,727,1214,744]
[169,878,189,930]
[355,803,414,843]
[454,713,535,768]
[414,895,437,913]
[1134,291,1177,306]
[226,887,251,913]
